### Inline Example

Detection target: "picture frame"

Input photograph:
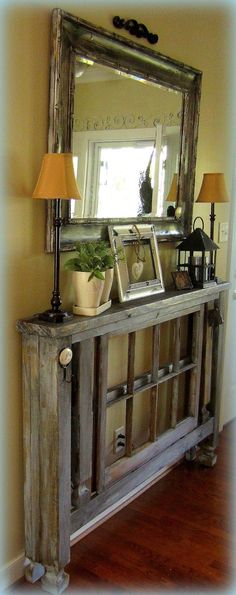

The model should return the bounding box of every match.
[108,224,164,302]
[172,270,193,290]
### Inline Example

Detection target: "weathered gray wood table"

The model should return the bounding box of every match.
[17,284,228,593]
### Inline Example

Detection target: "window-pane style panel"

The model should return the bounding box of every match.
[107,334,128,389]
[158,316,194,370]
[132,389,151,450]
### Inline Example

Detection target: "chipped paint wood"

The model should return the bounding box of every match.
[21,332,72,590]
[22,335,41,564]
[199,302,214,421]
[16,285,228,340]
[126,333,136,456]
[150,325,160,440]
[171,318,181,428]
[188,306,204,418]
[95,335,109,494]
[39,335,72,568]
[71,340,94,508]
[17,285,228,591]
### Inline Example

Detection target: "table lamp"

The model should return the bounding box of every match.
[166,173,178,202]
[33,153,81,322]
[165,174,180,217]
[196,173,229,241]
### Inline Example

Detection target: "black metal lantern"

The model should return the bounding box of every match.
[177,218,219,288]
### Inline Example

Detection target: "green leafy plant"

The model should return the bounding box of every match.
[64,241,118,281]
[97,241,117,271]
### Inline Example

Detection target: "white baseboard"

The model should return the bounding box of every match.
[0,552,25,592]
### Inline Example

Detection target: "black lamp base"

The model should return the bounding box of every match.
[38,199,74,324]
[38,309,73,323]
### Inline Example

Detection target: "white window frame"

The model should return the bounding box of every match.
[73,127,162,218]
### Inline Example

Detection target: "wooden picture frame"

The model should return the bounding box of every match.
[172,270,193,290]
[109,224,164,302]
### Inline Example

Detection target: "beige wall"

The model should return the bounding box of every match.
[1,0,234,579]
[74,76,181,130]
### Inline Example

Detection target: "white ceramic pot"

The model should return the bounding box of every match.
[101,268,114,304]
[72,271,105,308]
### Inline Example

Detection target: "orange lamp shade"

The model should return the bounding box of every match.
[32,153,81,200]
[196,173,229,204]
[166,174,178,202]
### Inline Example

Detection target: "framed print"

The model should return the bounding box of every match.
[172,270,193,290]
[108,224,164,302]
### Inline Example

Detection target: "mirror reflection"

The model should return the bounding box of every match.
[71,59,182,220]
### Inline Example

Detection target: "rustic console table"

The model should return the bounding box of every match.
[17,283,228,593]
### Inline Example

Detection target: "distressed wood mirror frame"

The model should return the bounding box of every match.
[46,8,202,252]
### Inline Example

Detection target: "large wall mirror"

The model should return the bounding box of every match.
[46,9,202,252]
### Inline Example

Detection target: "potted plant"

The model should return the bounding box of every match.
[98,241,116,304]
[64,241,116,311]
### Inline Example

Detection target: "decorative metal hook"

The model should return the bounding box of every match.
[113,16,158,45]
[208,305,224,328]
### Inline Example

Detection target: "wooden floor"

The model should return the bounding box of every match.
[11,422,235,593]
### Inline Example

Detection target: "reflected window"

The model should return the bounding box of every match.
[72,125,180,219]
[94,142,155,218]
